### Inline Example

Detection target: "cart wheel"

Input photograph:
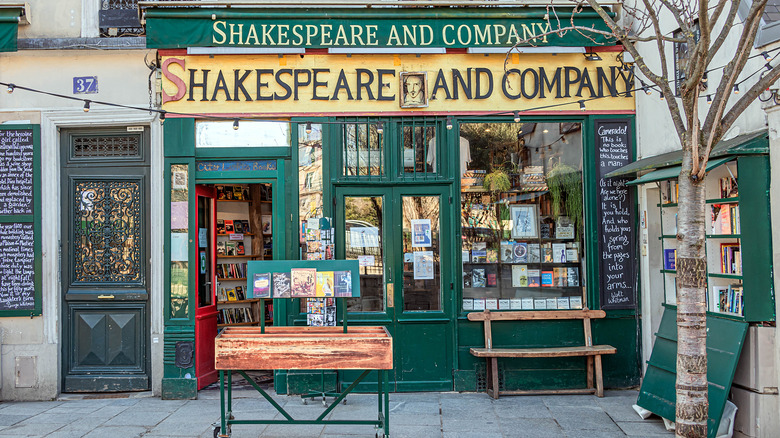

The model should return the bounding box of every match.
[342,398,347,405]
[213,426,220,438]
[322,399,327,407]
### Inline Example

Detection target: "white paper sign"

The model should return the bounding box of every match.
[350,227,380,248]
[410,219,432,248]
[171,233,189,262]
[229,233,244,241]
[413,251,435,280]
[198,228,208,248]
[357,255,375,267]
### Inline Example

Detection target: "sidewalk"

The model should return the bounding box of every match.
[0,388,672,437]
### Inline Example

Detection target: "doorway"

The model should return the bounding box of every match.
[336,185,454,391]
[194,182,275,389]
[60,129,151,392]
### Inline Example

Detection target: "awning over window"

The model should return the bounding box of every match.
[606,130,768,180]
[0,6,23,52]
[626,156,733,186]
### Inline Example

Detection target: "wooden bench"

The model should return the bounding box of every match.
[467,309,616,399]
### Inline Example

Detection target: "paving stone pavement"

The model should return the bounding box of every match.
[0,388,672,437]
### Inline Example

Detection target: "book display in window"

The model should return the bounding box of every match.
[459,122,586,312]
[655,156,773,321]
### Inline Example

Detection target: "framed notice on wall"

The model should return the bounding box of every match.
[0,125,42,316]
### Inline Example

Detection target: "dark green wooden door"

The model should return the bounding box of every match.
[61,130,151,392]
[337,185,454,391]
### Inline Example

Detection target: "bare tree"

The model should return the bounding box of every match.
[518,2,780,436]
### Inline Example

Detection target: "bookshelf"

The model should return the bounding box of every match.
[214,183,274,326]
[656,156,774,322]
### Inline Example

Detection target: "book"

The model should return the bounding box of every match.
[471,250,487,263]
[217,241,226,256]
[316,271,335,297]
[253,273,271,298]
[534,298,547,309]
[485,299,498,310]
[556,216,575,239]
[556,297,570,309]
[528,243,541,263]
[541,244,553,262]
[262,215,272,235]
[224,185,233,200]
[462,299,474,311]
[510,298,523,310]
[566,248,579,263]
[235,285,245,301]
[569,296,583,309]
[664,249,677,270]
[225,241,237,256]
[233,220,244,234]
[521,297,534,309]
[241,220,251,234]
[233,186,243,201]
[541,271,554,287]
[216,219,225,234]
[486,250,498,263]
[500,242,514,263]
[497,298,510,310]
[226,288,237,301]
[216,185,226,200]
[224,220,234,234]
[237,242,245,256]
[546,298,557,309]
[486,272,497,287]
[567,268,579,287]
[552,244,567,263]
[272,272,291,298]
[291,268,317,297]
[528,269,541,287]
[334,270,353,297]
[473,298,486,311]
[553,267,567,287]
[462,250,470,263]
[472,269,486,288]
[513,243,528,262]
[512,265,528,287]
[462,269,472,288]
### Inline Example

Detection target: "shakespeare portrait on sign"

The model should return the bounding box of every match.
[400,72,428,108]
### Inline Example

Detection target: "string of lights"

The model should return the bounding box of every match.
[2,45,779,127]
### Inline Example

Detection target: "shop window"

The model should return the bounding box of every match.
[170,164,189,319]
[299,124,324,226]
[195,121,290,148]
[460,122,585,312]
[99,0,143,37]
[341,122,383,178]
[401,120,437,177]
[673,23,703,97]
[344,197,385,312]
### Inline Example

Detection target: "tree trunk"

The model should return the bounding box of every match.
[674,140,709,438]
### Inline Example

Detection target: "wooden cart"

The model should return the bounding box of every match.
[214,325,393,438]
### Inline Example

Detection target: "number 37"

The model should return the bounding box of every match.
[73,76,98,94]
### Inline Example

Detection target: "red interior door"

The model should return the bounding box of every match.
[195,185,219,389]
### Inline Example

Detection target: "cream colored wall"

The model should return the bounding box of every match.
[0,50,164,400]
[17,0,85,39]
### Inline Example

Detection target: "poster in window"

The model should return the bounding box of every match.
[172,170,187,190]
[411,219,432,248]
[511,205,538,239]
[413,251,434,280]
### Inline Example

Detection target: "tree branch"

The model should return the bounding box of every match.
[706,1,741,65]
[721,64,780,130]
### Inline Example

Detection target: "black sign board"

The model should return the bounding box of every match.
[0,222,35,311]
[0,128,34,215]
[595,119,637,310]
[0,126,39,315]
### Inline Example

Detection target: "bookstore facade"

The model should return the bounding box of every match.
[143,5,642,399]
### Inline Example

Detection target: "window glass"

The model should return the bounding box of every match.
[196,121,290,148]
[401,195,441,311]
[460,122,585,312]
[342,123,383,177]
[345,197,385,312]
[170,164,189,319]
[673,24,703,97]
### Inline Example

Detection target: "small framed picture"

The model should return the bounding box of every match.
[511,205,538,239]
[399,72,428,108]
[172,170,187,190]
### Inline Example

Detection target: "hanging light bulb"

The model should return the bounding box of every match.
[6,84,14,94]
[305,122,312,134]
[578,100,586,111]
[233,118,239,130]
[543,12,549,21]
[542,128,549,134]
[733,84,740,94]
[513,110,520,123]
[762,51,771,61]
[766,63,773,72]
[159,111,166,125]
[446,116,453,130]
[83,100,91,112]
[376,121,384,135]
[706,94,712,105]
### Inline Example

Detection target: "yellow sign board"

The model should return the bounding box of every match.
[160,53,635,115]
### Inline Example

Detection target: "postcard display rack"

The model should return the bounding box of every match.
[215,184,273,328]
[213,259,392,438]
[302,217,337,326]
[656,158,774,321]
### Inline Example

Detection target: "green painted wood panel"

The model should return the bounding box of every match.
[638,306,748,438]
[737,155,775,322]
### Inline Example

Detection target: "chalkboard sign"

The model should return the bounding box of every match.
[0,222,35,310]
[595,119,637,310]
[0,129,34,215]
[0,125,40,316]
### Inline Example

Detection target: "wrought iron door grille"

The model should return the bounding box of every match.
[73,180,142,283]
[72,135,140,159]
[341,118,384,180]
[400,117,438,180]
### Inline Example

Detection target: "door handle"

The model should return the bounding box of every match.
[98,295,115,299]
[386,283,394,308]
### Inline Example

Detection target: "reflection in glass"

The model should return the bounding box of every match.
[170,164,189,319]
[402,124,436,174]
[343,123,383,177]
[196,121,290,148]
[74,180,141,283]
[459,122,585,311]
[197,195,213,308]
[299,124,323,226]
[344,196,384,312]
[402,196,441,311]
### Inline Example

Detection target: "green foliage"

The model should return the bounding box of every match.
[483,170,511,192]
[546,163,583,235]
